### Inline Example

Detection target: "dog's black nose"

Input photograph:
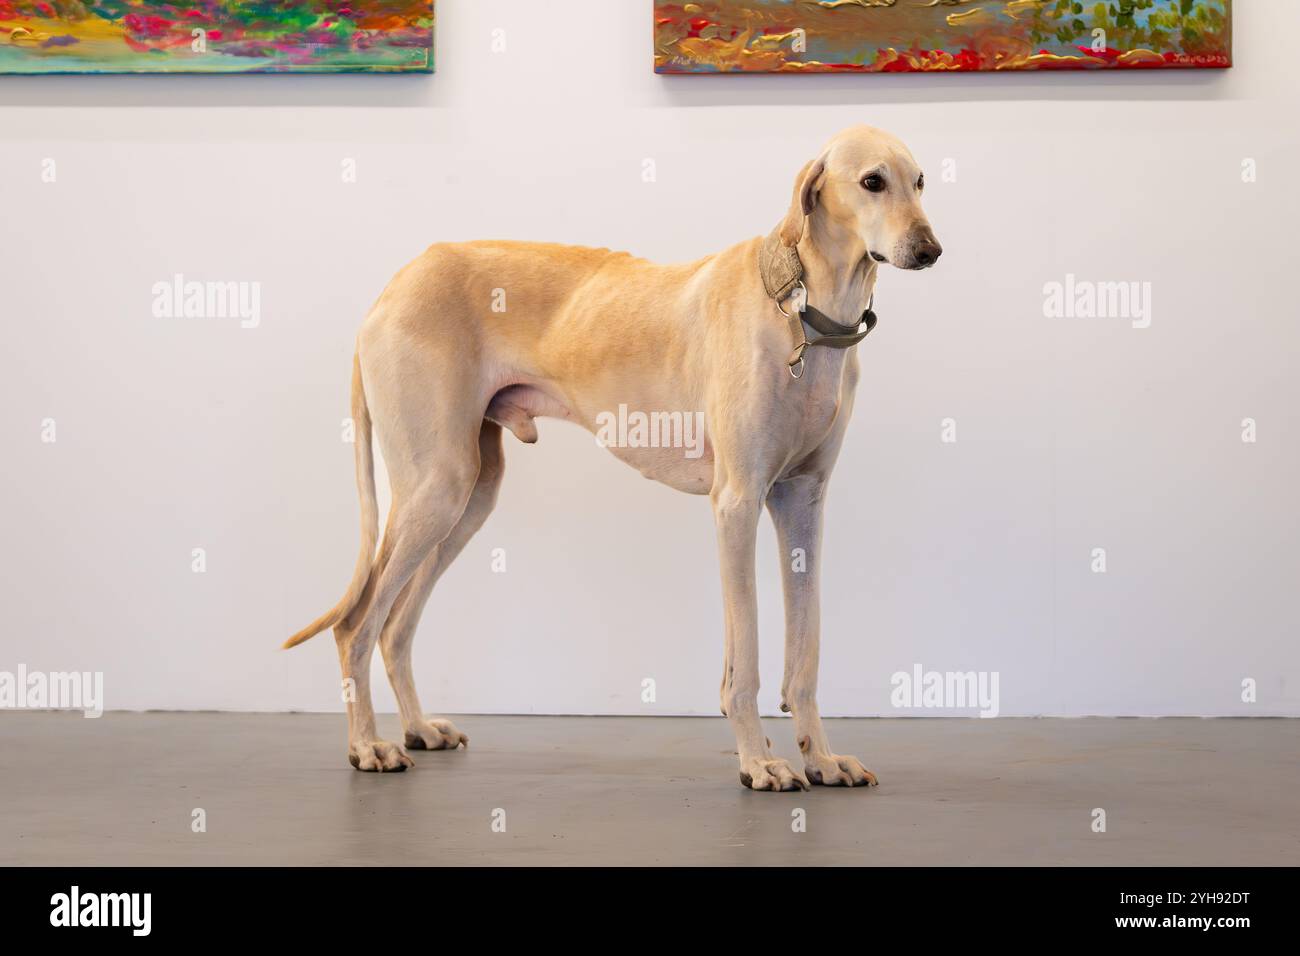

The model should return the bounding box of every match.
[914,241,942,267]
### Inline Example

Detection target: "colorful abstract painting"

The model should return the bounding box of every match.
[655,1,1232,73]
[0,0,433,73]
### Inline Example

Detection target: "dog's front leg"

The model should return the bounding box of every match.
[713,482,809,791]
[767,475,877,788]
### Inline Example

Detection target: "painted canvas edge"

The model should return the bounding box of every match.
[0,3,435,75]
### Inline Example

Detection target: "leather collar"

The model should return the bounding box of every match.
[758,229,877,378]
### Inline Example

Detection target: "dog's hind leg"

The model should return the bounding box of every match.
[333,335,485,771]
[379,420,505,753]
[335,447,480,771]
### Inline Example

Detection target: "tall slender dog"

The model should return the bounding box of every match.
[285,125,941,790]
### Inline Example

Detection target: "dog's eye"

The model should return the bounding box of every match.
[916,174,925,191]
[861,173,885,193]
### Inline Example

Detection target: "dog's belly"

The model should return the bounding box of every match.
[601,442,714,495]
[486,383,714,495]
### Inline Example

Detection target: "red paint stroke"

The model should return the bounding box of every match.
[124,13,176,39]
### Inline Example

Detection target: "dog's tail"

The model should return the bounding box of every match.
[283,351,379,649]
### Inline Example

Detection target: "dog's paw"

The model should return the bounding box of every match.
[738,757,809,792]
[803,752,878,788]
[404,717,468,751]
[348,739,414,772]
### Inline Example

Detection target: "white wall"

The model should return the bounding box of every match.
[1,0,1295,718]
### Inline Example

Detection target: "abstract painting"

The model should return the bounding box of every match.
[655,0,1232,73]
[0,0,433,73]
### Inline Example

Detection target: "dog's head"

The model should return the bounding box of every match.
[779,125,941,271]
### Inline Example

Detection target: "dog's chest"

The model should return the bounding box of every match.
[779,353,851,464]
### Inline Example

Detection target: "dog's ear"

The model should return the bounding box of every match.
[778,156,827,247]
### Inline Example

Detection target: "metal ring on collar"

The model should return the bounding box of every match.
[775,280,807,318]
[788,341,810,379]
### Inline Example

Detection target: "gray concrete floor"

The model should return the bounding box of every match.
[1,713,1296,866]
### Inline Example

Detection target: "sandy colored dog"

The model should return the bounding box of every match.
[285,125,941,790]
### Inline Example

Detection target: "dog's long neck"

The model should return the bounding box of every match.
[797,216,878,327]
